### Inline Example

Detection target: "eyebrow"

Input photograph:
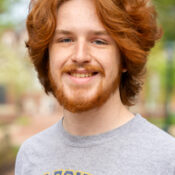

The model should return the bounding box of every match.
[54,29,109,36]
[55,30,72,35]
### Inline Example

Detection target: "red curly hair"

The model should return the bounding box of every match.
[26,0,162,106]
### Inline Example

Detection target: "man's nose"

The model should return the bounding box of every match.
[71,39,91,64]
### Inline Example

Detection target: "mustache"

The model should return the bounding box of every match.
[61,64,105,76]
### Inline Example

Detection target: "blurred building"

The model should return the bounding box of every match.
[0,27,62,124]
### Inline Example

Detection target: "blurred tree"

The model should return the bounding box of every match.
[0,42,37,97]
[0,0,24,30]
[0,0,21,13]
[0,0,36,97]
[153,0,175,128]
[155,0,175,41]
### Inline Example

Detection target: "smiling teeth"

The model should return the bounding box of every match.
[71,73,93,78]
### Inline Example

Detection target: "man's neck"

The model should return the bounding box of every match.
[62,90,135,136]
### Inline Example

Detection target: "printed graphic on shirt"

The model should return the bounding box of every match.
[44,169,92,175]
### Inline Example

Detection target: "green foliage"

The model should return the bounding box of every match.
[146,40,175,106]
[0,41,35,97]
[0,0,21,13]
[148,117,165,128]
[0,0,23,30]
[0,133,19,173]
[146,42,166,101]
[154,0,175,41]
[168,114,175,125]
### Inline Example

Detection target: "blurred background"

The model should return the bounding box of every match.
[0,0,175,174]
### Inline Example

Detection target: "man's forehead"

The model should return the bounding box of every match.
[55,0,109,37]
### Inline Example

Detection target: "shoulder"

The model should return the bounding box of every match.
[15,122,60,174]
[23,121,60,149]
[125,114,175,172]
[16,121,60,159]
[136,114,175,144]
[134,114,175,158]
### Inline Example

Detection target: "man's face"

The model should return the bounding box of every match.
[49,0,121,113]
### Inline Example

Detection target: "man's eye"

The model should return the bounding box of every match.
[92,39,107,45]
[58,38,73,43]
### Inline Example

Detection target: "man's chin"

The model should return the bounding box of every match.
[50,72,120,113]
[56,89,112,113]
[58,97,100,113]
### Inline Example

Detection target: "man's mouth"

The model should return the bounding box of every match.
[63,68,102,85]
[68,72,98,78]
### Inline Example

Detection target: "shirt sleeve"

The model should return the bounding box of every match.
[15,143,32,175]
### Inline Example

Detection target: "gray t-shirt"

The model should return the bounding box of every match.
[15,114,175,175]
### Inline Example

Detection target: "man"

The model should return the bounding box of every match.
[15,0,175,174]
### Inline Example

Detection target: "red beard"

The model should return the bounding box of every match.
[48,64,121,113]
